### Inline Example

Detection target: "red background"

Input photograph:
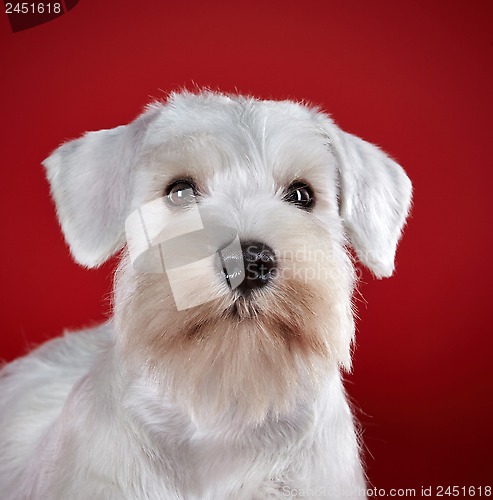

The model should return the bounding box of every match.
[1,0,492,494]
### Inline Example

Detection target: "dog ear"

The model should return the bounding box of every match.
[43,106,161,268]
[325,121,412,278]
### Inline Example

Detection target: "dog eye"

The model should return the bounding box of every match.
[284,182,314,210]
[166,180,197,206]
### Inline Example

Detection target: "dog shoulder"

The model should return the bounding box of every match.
[0,323,113,494]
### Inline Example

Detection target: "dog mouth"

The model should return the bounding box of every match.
[217,240,279,321]
[228,296,261,320]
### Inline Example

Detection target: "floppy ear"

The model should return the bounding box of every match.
[325,121,412,278]
[43,106,161,268]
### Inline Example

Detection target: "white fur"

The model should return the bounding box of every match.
[0,91,412,499]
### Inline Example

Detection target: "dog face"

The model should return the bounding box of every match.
[43,92,412,422]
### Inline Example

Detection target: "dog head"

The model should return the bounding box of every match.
[43,91,412,422]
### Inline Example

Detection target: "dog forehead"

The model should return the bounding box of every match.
[143,92,335,186]
[156,91,317,126]
[145,93,321,143]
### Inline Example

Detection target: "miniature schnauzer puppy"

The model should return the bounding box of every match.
[0,91,412,499]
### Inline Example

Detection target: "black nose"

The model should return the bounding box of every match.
[238,241,277,293]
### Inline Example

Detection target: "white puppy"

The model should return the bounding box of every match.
[0,91,412,499]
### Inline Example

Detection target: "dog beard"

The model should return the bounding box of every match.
[114,233,355,424]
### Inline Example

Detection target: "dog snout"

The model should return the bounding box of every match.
[217,240,277,293]
[238,241,277,293]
